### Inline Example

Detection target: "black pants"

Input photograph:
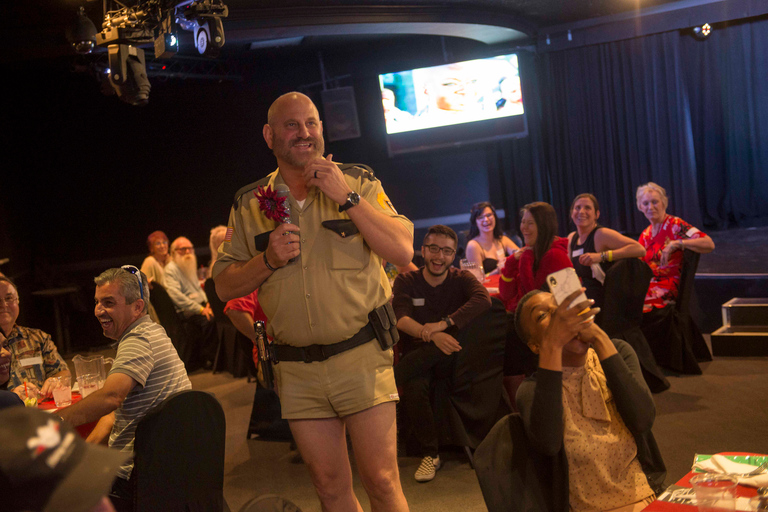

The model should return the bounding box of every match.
[178,314,217,371]
[395,343,455,458]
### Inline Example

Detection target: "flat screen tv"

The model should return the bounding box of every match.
[379,53,527,156]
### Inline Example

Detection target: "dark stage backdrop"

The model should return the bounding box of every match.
[535,16,768,234]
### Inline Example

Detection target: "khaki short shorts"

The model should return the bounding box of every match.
[274,339,398,419]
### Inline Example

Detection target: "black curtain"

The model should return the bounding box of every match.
[681,16,768,228]
[498,17,768,236]
[537,31,702,235]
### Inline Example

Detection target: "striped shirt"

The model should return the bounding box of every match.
[108,315,191,479]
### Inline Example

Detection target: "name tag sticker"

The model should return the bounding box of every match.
[572,248,584,257]
[412,298,425,306]
[19,356,44,368]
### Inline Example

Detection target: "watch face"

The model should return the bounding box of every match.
[349,192,360,205]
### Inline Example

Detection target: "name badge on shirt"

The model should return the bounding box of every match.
[572,248,584,257]
[686,227,700,237]
[412,298,425,306]
[19,356,44,368]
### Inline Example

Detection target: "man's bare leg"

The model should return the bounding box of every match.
[289,417,363,512]
[345,402,409,512]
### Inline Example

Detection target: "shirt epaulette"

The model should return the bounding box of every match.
[339,163,377,182]
[233,175,272,209]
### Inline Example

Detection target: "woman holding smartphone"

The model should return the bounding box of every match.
[514,289,666,512]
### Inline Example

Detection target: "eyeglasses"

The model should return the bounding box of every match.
[0,294,19,306]
[121,265,144,300]
[423,244,456,257]
[477,213,494,221]
[153,240,168,247]
[175,246,194,254]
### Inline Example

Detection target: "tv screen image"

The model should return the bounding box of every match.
[379,53,527,155]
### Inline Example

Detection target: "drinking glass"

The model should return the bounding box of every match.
[690,473,737,512]
[52,376,73,407]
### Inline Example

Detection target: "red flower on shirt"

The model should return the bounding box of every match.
[254,185,288,223]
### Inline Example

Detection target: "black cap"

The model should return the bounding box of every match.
[0,407,131,512]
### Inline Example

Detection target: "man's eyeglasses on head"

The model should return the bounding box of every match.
[121,265,144,300]
[0,294,19,306]
[423,244,456,257]
[175,246,194,255]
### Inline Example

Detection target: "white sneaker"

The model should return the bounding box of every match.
[414,455,442,482]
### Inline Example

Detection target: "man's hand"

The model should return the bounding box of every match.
[12,382,40,400]
[39,377,60,399]
[265,223,301,268]
[201,303,214,321]
[303,154,353,205]
[420,321,446,342]
[431,332,461,355]
[541,289,597,352]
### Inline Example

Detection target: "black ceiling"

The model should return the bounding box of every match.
[8,0,728,64]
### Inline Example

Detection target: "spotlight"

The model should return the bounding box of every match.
[107,44,151,106]
[692,23,712,40]
[66,6,97,54]
[154,32,179,59]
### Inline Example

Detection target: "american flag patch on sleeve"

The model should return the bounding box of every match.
[224,227,234,242]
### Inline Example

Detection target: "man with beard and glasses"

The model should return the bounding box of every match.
[391,225,491,483]
[164,237,216,370]
[213,92,414,512]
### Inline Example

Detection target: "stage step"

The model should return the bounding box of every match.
[721,298,768,327]
[711,298,768,356]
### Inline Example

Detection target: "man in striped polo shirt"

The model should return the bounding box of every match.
[59,267,191,511]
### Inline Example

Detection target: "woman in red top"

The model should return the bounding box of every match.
[636,182,715,313]
[499,202,573,313]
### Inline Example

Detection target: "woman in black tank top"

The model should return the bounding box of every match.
[567,194,646,308]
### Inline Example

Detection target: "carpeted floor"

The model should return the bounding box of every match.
[183,337,768,512]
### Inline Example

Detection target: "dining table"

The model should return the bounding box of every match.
[37,391,99,439]
[643,452,766,511]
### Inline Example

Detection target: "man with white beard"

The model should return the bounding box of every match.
[164,237,216,370]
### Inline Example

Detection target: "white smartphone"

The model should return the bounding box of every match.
[547,268,588,309]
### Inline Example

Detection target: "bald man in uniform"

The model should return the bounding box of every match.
[213,92,413,512]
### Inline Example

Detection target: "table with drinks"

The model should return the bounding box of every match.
[643,453,768,512]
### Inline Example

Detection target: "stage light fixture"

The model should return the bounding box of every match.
[66,6,97,54]
[692,23,712,40]
[107,44,151,106]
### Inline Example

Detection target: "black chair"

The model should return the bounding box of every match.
[429,297,511,466]
[641,249,712,375]
[204,278,256,380]
[133,390,226,512]
[474,413,563,512]
[149,283,197,368]
[601,259,670,393]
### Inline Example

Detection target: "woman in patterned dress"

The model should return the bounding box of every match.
[636,182,714,373]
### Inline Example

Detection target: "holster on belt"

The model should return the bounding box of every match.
[254,320,275,390]
[368,302,400,350]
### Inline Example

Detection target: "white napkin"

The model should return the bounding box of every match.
[591,264,606,285]
[693,454,768,488]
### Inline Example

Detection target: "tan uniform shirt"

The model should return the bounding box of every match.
[212,165,413,347]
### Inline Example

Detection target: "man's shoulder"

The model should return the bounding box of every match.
[10,325,49,342]
[394,268,423,287]
[339,163,377,182]
[232,172,276,208]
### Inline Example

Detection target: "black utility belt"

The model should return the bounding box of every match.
[271,303,399,364]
